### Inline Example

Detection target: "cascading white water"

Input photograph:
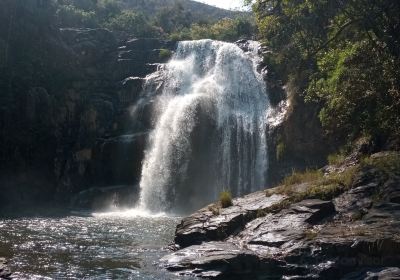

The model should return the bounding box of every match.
[138,40,270,213]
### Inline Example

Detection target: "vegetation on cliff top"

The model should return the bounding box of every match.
[251,0,400,148]
[9,0,254,42]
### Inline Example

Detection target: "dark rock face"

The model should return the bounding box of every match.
[162,153,400,279]
[342,267,400,280]
[70,185,138,211]
[0,22,176,212]
[0,258,11,279]
[161,242,261,279]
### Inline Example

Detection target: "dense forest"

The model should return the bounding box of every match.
[251,0,400,150]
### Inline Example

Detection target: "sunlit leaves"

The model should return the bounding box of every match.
[253,0,400,144]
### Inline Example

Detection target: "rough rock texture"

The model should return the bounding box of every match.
[0,258,11,279]
[0,20,176,212]
[174,192,287,248]
[70,184,138,210]
[162,152,400,279]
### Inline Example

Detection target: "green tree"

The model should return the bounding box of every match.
[154,3,192,34]
[104,10,159,37]
[253,0,400,144]
[56,4,97,27]
[171,17,255,42]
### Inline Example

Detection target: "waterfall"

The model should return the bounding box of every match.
[138,40,270,213]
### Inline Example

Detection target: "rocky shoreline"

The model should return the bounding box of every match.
[0,258,11,280]
[161,151,400,279]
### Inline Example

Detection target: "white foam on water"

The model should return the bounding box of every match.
[92,208,167,218]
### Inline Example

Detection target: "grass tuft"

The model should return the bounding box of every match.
[159,48,172,60]
[282,169,323,186]
[327,152,346,165]
[208,205,220,215]
[304,228,319,240]
[361,152,400,176]
[276,142,285,161]
[219,191,233,208]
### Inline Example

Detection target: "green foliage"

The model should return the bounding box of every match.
[282,169,323,186]
[154,3,192,34]
[304,228,319,240]
[327,152,346,166]
[276,141,285,161]
[103,10,159,36]
[269,165,357,199]
[158,49,172,60]
[42,0,255,40]
[253,0,400,145]
[308,41,400,141]
[169,17,255,42]
[361,152,400,176]
[219,191,233,208]
[56,4,97,27]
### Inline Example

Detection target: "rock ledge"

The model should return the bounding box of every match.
[162,152,400,279]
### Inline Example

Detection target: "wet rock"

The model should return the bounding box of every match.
[60,28,118,80]
[119,77,145,105]
[160,241,261,279]
[90,132,148,187]
[1,15,176,212]
[115,38,176,80]
[342,267,400,280]
[70,184,138,211]
[0,258,11,279]
[382,177,400,204]
[174,191,287,248]
[125,38,177,51]
[290,199,335,224]
[164,158,400,279]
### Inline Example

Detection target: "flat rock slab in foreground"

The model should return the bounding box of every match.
[162,153,400,279]
[160,242,261,279]
[174,191,287,248]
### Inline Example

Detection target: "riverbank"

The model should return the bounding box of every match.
[0,258,11,279]
[161,151,400,279]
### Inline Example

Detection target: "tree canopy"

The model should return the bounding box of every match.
[51,0,254,41]
[253,0,400,145]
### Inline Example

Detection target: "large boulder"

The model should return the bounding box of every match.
[162,152,400,279]
[174,191,287,248]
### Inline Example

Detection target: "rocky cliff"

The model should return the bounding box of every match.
[161,151,400,279]
[0,21,176,213]
[0,25,332,214]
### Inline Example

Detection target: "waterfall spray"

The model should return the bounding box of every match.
[138,40,270,213]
